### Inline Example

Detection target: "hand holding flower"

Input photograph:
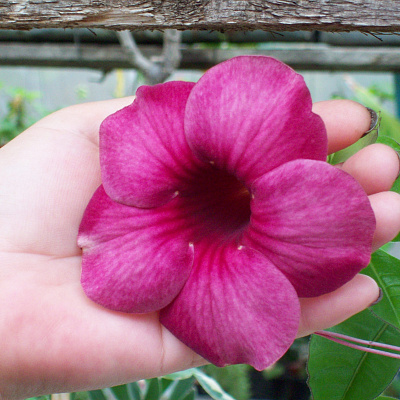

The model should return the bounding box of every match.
[78,57,400,369]
[0,59,399,398]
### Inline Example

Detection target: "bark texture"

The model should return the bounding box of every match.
[1,0,400,32]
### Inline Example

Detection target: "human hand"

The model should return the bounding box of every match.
[0,98,399,399]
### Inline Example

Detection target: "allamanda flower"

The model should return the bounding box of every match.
[78,56,375,370]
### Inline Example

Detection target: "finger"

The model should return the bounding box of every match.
[33,96,135,145]
[341,143,400,195]
[312,100,372,154]
[370,191,400,251]
[298,274,379,337]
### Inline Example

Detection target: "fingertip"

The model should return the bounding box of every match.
[298,274,379,337]
[370,191,400,251]
[312,100,371,154]
[357,273,380,299]
[342,143,400,195]
[337,273,380,309]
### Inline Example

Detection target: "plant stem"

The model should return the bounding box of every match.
[314,330,400,359]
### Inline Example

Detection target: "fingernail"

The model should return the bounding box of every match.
[362,108,380,137]
[370,287,383,306]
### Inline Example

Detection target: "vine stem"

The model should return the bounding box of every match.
[314,330,400,359]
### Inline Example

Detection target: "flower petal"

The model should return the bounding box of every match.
[78,186,194,313]
[184,56,327,185]
[243,159,375,298]
[160,241,300,370]
[100,81,201,208]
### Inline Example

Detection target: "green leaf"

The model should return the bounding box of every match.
[363,250,400,329]
[328,129,378,164]
[69,392,88,400]
[127,382,142,400]
[180,389,196,400]
[347,79,400,141]
[193,369,236,400]
[169,377,196,400]
[376,397,398,399]
[377,135,400,152]
[144,378,160,400]
[203,364,251,400]
[163,368,198,380]
[308,309,400,400]
[110,384,131,400]
[87,390,107,400]
[25,397,51,400]
[160,377,173,392]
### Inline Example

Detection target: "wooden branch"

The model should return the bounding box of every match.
[1,1,400,32]
[117,29,182,83]
[117,31,155,73]
[3,42,400,72]
[161,30,182,76]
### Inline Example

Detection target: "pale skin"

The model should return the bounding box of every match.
[0,98,399,400]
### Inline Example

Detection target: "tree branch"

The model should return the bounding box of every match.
[161,30,182,78]
[117,30,182,85]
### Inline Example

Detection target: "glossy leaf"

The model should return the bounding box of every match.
[363,250,400,329]
[308,309,400,400]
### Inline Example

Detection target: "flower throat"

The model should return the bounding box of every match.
[178,164,252,241]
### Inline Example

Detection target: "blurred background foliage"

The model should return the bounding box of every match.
[0,84,48,146]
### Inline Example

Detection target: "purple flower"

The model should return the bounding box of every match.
[78,56,375,370]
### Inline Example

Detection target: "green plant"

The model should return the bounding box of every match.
[308,81,400,400]
[26,368,237,400]
[203,364,252,400]
[345,76,400,141]
[0,85,50,146]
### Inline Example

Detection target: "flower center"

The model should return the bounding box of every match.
[179,165,251,242]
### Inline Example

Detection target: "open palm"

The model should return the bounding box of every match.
[0,98,399,400]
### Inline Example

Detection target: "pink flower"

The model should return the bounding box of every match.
[78,56,375,370]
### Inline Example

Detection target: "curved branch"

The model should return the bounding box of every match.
[117,30,182,85]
